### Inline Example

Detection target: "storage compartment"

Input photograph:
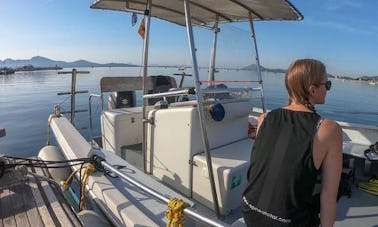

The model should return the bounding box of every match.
[192,139,253,215]
[101,107,143,156]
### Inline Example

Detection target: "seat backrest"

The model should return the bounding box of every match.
[100,76,153,93]
[100,76,177,107]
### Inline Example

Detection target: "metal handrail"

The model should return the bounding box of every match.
[142,87,194,100]
[57,69,90,125]
[201,87,253,94]
[100,160,229,227]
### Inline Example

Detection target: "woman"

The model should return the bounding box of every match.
[242,59,342,226]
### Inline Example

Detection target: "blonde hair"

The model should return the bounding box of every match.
[285,59,326,111]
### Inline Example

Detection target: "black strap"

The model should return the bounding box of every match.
[257,123,293,210]
[30,160,62,227]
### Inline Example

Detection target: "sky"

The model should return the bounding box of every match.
[1,0,378,77]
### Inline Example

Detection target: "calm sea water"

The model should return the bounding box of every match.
[1,67,377,157]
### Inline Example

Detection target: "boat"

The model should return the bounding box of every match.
[0,67,15,75]
[368,80,377,85]
[9,0,377,226]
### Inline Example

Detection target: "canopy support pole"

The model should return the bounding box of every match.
[142,0,152,173]
[207,16,219,85]
[248,12,266,112]
[183,0,221,219]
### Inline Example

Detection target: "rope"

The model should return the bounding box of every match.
[61,168,81,190]
[60,163,96,211]
[79,163,95,210]
[2,155,97,211]
[3,156,88,169]
[166,198,190,227]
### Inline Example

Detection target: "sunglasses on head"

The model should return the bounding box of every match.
[317,80,332,91]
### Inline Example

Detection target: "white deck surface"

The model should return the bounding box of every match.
[335,187,378,227]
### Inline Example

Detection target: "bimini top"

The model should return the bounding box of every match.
[90,0,303,27]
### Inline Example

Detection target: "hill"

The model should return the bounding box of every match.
[241,64,286,73]
[0,56,137,68]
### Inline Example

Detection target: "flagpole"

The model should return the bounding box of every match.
[142,0,152,173]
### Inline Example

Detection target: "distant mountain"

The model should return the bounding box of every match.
[241,64,286,73]
[0,56,137,68]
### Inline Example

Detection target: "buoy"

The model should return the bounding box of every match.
[78,210,109,227]
[38,145,71,182]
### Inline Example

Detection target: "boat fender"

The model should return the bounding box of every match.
[77,210,109,227]
[38,145,71,182]
[209,103,225,121]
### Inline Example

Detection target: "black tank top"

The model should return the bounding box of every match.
[243,108,321,226]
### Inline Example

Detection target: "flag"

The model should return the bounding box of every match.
[138,19,145,39]
[131,12,137,27]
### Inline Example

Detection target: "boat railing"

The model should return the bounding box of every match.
[96,157,230,227]
[88,94,102,143]
[142,87,195,100]
[57,69,90,126]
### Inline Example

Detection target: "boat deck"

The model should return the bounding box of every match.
[336,186,378,226]
[0,158,81,227]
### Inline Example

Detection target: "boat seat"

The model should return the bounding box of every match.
[100,75,178,108]
[147,75,177,105]
[204,83,234,100]
[101,76,153,110]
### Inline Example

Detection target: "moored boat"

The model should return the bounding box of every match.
[27,0,378,226]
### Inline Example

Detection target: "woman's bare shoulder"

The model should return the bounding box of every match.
[317,118,342,147]
[319,118,342,133]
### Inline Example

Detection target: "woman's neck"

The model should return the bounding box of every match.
[284,101,314,112]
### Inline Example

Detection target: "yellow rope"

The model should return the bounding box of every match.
[60,163,96,210]
[79,163,95,210]
[60,167,81,190]
[166,198,190,227]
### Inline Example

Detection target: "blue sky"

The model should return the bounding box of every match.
[1,0,377,77]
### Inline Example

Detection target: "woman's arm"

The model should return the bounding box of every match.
[318,120,343,227]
